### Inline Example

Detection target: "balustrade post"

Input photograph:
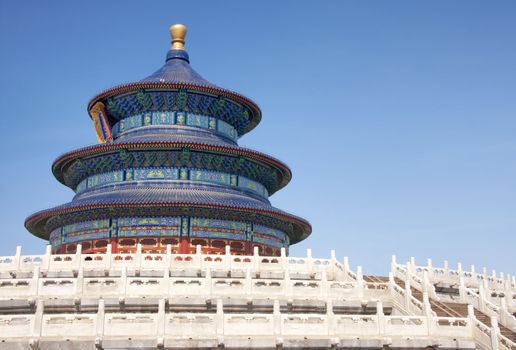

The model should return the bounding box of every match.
[443,260,449,280]
[459,275,467,303]
[320,270,328,298]
[285,268,293,299]
[43,245,51,271]
[136,243,142,270]
[216,299,224,336]
[253,246,259,271]
[75,266,84,296]
[482,267,488,282]
[504,275,512,307]
[390,255,397,276]
[306,248,313,272]
[426,258,433,280]
[121,266,127,297]
[376,300,385,335]
[356,266,364,298]
[106,243,112,270]
[466,304,476,338]
[404,276,412,312]
[470,265,477,286]
[75,244,82,271]
[330,250,336,280]
[280,247,287,271]
[478,284,486,312]
[273,299,282,335]
[343,256,350,279]
[166,244,172,267]
[14,245,22,270]
[500,298,508,325]
[490,316,500,350]
[224,245,231,270]
[31,266,40,296]
[96,299,105,342]
[206,268,212,298]
[31,299,44,343]
[157,298,165,341]
[388,272,395,298]
[327,299,335,336]
[410,256,416,273]
[422,292,434,335]
[245,267,252,297]
[163,267,170,296]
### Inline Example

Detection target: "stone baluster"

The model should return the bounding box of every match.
[225,245,231,266]
[478,284,486,312]
[426,258,433,281]
[136,243,142,271]
[95,299,105,348]
[75,266,84,296]
[404,275,412,312]
[206,268,212,298]
[273,299,282,336]
[157,298,165,347]
[163,266,170,296]
[13,246,22,270]
[470,264,477,286]
[356,266,364,299]
[280,247,287,271]
[423,292,435,336]
[343,256,350,279]
[490,315,500,350]
[166,244,172,267]
[410,256,416,274]
[390,255,397,276]
[320,270,328,298]
[466,304,476,340]
[120,266,127,298]
[482,267,488,283]
[31,265,40,296]
[106,243,112,271]
[388,272,396,297]
[459,274,467,303]
[253,246,259,271]
[216,299,224,336]
[500,298,509,325]
[327,298,335,336]
[43,245,51,271]
[285,268,293,299]
[30,299,44,349]
[443,260,449,281]
[75,244,82,271]
[329,250,336,280]
[376,300,385,335]
[245,267,252,297]
[306,249,313,272]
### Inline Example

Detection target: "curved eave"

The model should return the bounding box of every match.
[25,202,311,244]
[52,141,292,193]
[87,82,262,136]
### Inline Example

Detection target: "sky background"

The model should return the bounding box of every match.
[0,1,514,275]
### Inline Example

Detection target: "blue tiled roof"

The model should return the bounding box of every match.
[140,49,218,87]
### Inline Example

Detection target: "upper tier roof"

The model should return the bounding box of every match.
[88,25,261,137]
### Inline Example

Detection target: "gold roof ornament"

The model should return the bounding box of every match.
[170,24,187,50]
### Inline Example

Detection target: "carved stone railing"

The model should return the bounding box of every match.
[0,297,476,349]
[392,256,516,332]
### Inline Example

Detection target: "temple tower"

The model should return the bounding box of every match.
[25,24,311,255]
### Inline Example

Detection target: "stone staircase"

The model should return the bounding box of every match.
[365,275,516,344]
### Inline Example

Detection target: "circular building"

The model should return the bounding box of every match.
[25,24,311,256]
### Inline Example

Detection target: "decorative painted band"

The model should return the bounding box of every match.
[87,82,261,136]
[76,167,269,199]
[52,141,292,191]
[49,216,288,250]
[112,111,237,141]
[25,201,311,244]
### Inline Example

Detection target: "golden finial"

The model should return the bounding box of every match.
[169,24,187,50]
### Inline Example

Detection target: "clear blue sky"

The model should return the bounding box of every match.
[0,1,514,274]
